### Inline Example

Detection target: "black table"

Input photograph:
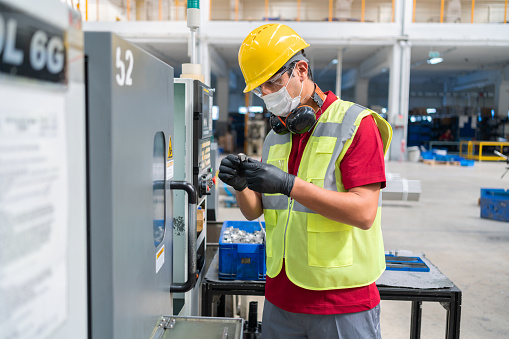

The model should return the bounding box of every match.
[202,251,461,339]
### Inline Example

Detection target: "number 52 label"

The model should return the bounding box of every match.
[115,47,134,87]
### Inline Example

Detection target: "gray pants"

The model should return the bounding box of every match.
[261,300,381,339]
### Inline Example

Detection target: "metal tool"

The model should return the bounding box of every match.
[237,153,266,247]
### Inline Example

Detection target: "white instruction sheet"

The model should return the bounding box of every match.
[0,82,69,339]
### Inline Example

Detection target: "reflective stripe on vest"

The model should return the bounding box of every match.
[261,99,393,290]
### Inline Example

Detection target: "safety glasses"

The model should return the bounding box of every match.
[252,66,288,98]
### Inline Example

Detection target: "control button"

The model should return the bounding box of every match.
[212,177,216,184]
[200,175,211,196]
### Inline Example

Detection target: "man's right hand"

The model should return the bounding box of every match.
[218,154,248,191]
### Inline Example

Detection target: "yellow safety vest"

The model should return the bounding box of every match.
[261,99,393,290]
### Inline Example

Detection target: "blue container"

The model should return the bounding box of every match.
[219,221,266,280]
[421,151,434,160]
[460,159,474,167]
[385,254,430,272]
[480,188,509,222]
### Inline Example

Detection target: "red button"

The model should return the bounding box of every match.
[212,177,217,184]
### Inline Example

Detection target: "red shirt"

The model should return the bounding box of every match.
[265,91,386,314]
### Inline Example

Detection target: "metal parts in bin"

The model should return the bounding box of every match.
[150,316,244,339]
[383,173,421,201]
[219,221,267,281]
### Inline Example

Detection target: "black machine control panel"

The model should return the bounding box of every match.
[197,139,213,197]
[193,80,214,199]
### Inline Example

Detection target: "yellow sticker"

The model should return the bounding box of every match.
[167,136,173,159]
[156,245,165,273]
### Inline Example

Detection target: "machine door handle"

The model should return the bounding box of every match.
[169,180,198,293]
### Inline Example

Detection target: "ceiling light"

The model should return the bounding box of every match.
[427,57,443,65]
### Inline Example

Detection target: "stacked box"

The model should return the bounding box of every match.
[480,188,509,222]
[219,221,266,281]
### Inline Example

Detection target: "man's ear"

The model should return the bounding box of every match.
[296,60,308,80]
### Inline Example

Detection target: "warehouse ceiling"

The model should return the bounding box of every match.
[409,45,509,84]
[132,39,509,93]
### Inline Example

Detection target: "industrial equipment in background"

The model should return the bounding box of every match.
[494,150,509,178]
[243,301,262,339]
[384,173,421,201]
[246,119,266,157]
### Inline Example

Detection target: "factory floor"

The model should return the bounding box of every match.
[207,160,509,338]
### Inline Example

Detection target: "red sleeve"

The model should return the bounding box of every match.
[340,115,386,190]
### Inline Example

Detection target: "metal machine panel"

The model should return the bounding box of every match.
[174,78,214,200]
[207,142,219,221]
[85,32,174,339]
[150,316,243,339]
[193,80,214,140]
[172,80,193,315]
[173,78,214,316]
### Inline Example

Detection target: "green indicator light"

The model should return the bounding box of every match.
[188,0,199,9]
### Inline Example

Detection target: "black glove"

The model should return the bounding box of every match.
[241,158,295,196]
[218,154,248,191]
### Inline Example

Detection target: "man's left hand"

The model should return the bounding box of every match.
[241,158,295,196]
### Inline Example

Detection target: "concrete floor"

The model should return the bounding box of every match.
[210,160,509,338]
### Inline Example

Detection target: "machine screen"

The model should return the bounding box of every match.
[201,90,213,137]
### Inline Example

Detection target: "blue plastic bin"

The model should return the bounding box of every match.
[421,151,434,160]
[219,221,266,280]
[480,188,509,222]
[460,159,474,167]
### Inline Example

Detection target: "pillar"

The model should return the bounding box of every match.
[135,0,146,20]
[199,39,211,86]
[335,49,343,98]
[387,40,411,161]
[495,68,509,119]
[217,77,229,123]
[355,77,369,107]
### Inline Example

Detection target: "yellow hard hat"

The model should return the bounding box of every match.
[238,24,310,93]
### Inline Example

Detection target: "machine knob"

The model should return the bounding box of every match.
[200,175,211,196]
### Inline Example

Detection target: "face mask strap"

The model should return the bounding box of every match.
[283,64,297,89]
[297,78,304,98]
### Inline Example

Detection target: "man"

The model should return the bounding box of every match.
[439,128,454,141]
[219,24,392,339]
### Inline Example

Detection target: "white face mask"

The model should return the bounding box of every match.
[262,71,303,117]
